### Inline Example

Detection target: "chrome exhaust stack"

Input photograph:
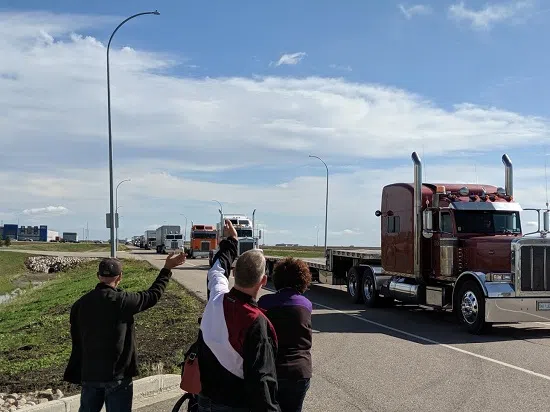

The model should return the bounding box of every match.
[502,154,513,197]
[412,152,422,282]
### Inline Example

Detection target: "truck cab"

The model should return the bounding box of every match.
[187,224,217,259]
[209,214,257,266]
[358,152,550,334]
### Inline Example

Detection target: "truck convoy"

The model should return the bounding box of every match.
[155,225,184,254]
[265,151,550,334]
[209,214,258,266]
[186,224,217,259]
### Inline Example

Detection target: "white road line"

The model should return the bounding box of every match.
[310,300,550,382]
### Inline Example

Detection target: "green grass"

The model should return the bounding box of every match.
[9,242,129,252]
[0,259,204,394]
[0,252,30,294]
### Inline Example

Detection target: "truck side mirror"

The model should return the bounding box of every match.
[422,209,434,238]
[544,211,550,232]
[375,210,382,217]
[258,230,262,239]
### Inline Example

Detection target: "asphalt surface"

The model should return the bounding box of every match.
[132,248,550,412]
[12,245,550,411]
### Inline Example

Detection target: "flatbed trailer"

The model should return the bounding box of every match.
[264,247,381,286]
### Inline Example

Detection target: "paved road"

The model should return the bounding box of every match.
[132,249,550,412]
[16,246,550,411]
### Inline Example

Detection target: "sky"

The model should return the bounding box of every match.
[1,0,550,246]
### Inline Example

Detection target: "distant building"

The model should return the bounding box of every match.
[0,224,59,241]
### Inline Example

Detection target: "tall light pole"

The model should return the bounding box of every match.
[107,10,160,258]
[309,155,329,257]
[115,178,130,252]
[212,200,223,215]
[180,214,188,243]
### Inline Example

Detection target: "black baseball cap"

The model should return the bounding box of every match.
[98,258,122,277]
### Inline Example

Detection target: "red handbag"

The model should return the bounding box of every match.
[180,341,201,394]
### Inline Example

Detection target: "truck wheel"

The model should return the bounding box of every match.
[456,280,491,334]
[361,269,380,308]
[347,267,364,304]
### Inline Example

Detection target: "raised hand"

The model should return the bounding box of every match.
[223,219,238,239]
[164,251,186,270]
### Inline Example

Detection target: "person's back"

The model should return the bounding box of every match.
[64,253,186,412]
[198,219,280,412]
[258,257,313,412]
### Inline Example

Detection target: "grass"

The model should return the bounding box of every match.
[0,252,30,294]
[8,242,129,252]
[0,258,204,394]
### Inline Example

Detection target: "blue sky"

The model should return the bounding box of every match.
[1,0,550,245]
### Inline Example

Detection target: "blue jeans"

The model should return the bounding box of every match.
[79,377,133,412]
[277,378,310,412]
[198,394,249,412]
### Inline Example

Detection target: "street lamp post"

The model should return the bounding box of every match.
[107,10,159,258]
[115,179,131,253]
[309,155,329,257]
[180,214,188,243]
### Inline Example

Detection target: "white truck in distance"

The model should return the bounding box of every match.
[209,214,259,266]
[155,225,183,254]
[143,230,156,250]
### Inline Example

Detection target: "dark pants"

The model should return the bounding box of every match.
[198,394,249,412]
[277,378,310,412]
[79,378,133,412]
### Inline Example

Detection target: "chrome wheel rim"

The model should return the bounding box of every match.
[364,277,373,301]
[349,272,357,296]
[461,290,478,325]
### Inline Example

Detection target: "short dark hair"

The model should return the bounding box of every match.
[272,257,311,293]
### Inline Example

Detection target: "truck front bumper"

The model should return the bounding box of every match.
[486,297,550,323]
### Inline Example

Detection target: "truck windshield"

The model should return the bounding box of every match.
[192,232,216,239]
[237,229,253,237]
[454,210,521,234]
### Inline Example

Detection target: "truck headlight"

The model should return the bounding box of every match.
[486,273,513,282]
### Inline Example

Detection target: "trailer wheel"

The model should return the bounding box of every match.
[456,280,491,334]
[347,267,363,304]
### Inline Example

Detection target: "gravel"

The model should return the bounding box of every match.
[0,389,64,411]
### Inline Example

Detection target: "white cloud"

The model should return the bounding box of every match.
[329,64,352,72]
[272,52,307,67]
[22,206,70,216]
[448,1,534,30]
[399,4,432,19]
[1,12,549,169]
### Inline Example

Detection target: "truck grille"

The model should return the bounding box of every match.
[171,241,178,250]
[201,241,210,252]
[515,239,550,292]
[239,242,254,255]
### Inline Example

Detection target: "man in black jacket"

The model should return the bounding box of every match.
[198,219,280,411]
[64,252,186,412]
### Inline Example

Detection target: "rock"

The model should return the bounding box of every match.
[38,398,48,404]
[5,395,17,401]
[8,406,16,412]
[37,389,53,401]
[26,401,35,406]
[15,398,25,407]
[25,256,93,273]
[5,399,15,405]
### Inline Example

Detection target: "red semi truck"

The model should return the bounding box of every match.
[265,151,550,334]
